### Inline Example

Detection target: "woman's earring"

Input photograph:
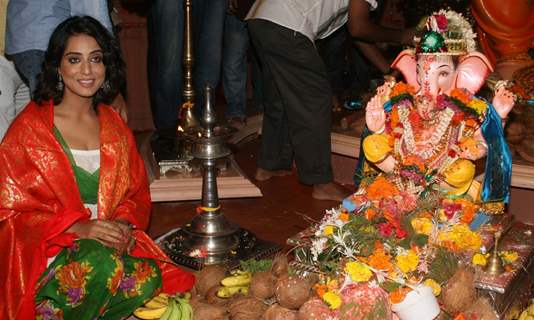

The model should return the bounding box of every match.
[101,80,111,91]
[56,74,63,91]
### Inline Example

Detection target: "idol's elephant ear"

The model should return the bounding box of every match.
[454,52,494,94]
[391,49,419,92]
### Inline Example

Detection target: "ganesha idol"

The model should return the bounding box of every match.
[350,10,516,218]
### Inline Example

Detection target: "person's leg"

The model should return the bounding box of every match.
[222,14,249,122]
[192,0,226,114]
[249,20,294,178]
[147,0,184,161]
[248,20,347,200]
[147,0,183,131]
[8,49,45,96]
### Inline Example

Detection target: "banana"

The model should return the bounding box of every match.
[216,285,249,298]
[220,271,252,287]
[176,297,193,320]
[144,295,169,309]
[158,299,174,320]
[133,305,168,319]
[167,298,183,320]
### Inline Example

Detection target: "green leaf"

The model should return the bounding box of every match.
[413,234,429,247]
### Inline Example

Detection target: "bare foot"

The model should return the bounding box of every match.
[312,182,349,201]
[255,167,292,181]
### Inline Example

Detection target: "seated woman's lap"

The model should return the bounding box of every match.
[35,239,162,320]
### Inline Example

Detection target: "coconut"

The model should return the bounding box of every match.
[193,302,227,320]
[337,283,392,320]
[228,296,267,320]
[441,267,477,314]
[195,264,228,297]
[263,303,298,320]
[250,271,277,299]
[298,298,332,320]
[464,297,498,320]
[270,254,289,278]
[275,275,312,310]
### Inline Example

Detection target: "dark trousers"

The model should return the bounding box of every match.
[248,19,333,185]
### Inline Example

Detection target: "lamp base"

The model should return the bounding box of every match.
[160,228,281,270]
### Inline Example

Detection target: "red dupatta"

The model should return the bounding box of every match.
[0,101,194,319]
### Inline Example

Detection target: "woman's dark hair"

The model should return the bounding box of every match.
[34,16,126,108]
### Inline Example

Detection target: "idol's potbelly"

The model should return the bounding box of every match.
[475,222,534,318]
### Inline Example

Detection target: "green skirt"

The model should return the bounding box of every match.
[35,239,162,320]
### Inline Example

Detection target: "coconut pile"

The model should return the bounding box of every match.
[189,255,332,320]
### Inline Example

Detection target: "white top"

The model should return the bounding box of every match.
[246,0,377,42]
[71,148,100,220]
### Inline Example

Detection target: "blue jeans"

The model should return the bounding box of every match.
[147,0,226,131]
[8,49,46,97]
[222,14,249,119]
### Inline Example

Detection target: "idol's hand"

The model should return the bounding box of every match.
[68,220,132,253]
[493,86,515,120]
[365,84,391,132]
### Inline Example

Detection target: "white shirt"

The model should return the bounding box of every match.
[0,56,30,141]
[246,0,377,42]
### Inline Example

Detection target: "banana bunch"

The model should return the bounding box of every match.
[217,269,251,298]
[133,293,193,320]
[518,302,534,320]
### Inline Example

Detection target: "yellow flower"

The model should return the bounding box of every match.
[467,98,487,116]
[345,261,373,282]
[395,250,419,274]
[499,251,518,264]
[411,217,433,235]
[323,225,335,236]
[472,253,488,266]
[322,291,342,310]
[423,278,441,296]
[438,224,482,251]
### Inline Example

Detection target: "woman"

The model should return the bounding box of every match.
[0,16,194,319]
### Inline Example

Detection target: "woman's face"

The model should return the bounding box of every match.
[58,34,106,101]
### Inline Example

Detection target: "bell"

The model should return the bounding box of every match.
[485,230,504,276]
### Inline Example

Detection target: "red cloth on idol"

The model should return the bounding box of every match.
[0,101,194,319]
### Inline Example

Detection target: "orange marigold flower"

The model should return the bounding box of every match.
[389,287,410,304]
[314,284,328,298]
[450,88,472,105]
[368,249,393,272]
[402,155,426,172]
[390,108,400,129]
[365,208,377,221]
[391,82,416,97]
[366,176,399,201]
[453,313,467,320]
[339,212,349,222]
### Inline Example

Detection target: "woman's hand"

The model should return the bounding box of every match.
[68,220,134,254]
